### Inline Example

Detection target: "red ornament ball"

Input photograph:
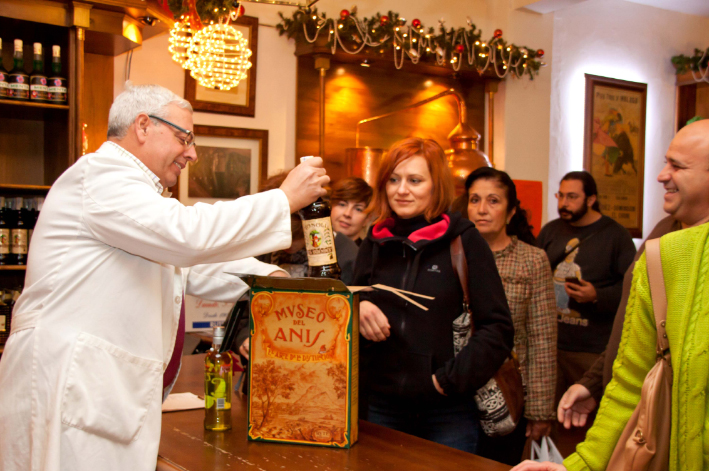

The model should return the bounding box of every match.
[455,44,465,53]
[493,29,503,38]
[380,15,389,26]
[412,19,421,28]
[536,48,544,57]
[237,5,245,16]
[340,9,349,20]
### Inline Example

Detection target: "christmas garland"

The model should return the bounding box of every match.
[276,8,545,79]
[167,0,245,26]
[672,48,709,74]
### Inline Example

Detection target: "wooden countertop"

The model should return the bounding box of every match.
[159,354,511,471]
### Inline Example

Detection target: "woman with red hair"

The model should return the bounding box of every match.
[352,137,513,453]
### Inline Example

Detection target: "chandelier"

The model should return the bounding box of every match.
[168,5,252,91]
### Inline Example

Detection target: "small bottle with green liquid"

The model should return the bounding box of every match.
[204,326,232,431]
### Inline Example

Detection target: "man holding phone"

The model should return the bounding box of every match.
[537,171,636,411]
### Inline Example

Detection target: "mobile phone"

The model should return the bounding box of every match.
[565,277,581,285]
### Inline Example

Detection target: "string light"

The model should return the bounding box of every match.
[183,22,252,90]
[168,17,194,68]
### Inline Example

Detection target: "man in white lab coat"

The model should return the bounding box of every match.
[0,84,328,471]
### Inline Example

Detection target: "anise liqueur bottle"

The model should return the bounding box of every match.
[7,39,29,101]
[297,156,342,280]
[47,45,67,104]
[204,326,232,431]
[11,197,29,265]
[29,43,48,103]
[0,40,9,99]
[0,197,11,265]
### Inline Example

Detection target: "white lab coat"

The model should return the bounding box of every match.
[0,142,292,471]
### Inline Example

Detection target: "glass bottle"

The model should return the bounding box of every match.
[7,39,29,101]
[204,326,232,431]
[11,197,29,265]
[0,39,9,99]
[29,43,48,103]
[47,46,67,104]
[23,198,36,247]
[297,157,342,279]
[0,197,11,265]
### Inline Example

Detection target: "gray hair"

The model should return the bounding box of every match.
[107,83,193,139]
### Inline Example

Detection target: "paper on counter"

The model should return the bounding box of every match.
[162,392,204,412]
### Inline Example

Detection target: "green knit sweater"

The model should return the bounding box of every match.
[565,222,709,471]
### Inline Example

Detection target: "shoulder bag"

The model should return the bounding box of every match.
[450,235,525,437]
[606,238,672,471]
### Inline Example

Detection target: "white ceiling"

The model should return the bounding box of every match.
[518,0,709,17]
[624,0,709,17]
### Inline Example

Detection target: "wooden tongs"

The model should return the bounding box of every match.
[348,284,434,311]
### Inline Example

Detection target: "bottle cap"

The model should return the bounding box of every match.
[33,43,42,55]
[14,39,23,52]
[52,45,60,57]
[213,326,225,339]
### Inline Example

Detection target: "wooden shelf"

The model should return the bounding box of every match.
[0,98,69,110]
[0,184,51,192]
[0,265,27,270]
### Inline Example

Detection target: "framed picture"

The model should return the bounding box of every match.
[583,74,647,238]
[175,125,268,205]
[184,15,258,117]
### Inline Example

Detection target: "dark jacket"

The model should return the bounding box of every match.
[353,212,514,404]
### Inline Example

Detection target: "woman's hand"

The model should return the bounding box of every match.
[525,420,552,441]
[510,461,566,471]
[432,375,446,396]
[239,338,250,360]
[359,301,390,341]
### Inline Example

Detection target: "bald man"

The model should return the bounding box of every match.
[513,119,709,471]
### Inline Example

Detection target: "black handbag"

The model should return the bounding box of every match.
[450,235,525,437]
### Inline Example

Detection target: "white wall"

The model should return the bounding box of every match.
[548,0,709,239]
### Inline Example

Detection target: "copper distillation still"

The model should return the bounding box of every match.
[346,88,490,194]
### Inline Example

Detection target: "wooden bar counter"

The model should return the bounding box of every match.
[158,354,511,471]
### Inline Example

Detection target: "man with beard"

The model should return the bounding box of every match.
[536,171,635,410]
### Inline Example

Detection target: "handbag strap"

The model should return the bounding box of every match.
[645,238,669,357]
[450,235,473,334]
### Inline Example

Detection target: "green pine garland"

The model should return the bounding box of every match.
[277,8,544,79]
[672,48,709,74]
[167,0,239,24]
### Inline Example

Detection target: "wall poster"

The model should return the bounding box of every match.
[584,74,647,238]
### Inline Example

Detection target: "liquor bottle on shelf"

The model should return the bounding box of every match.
[30,43,48,103]
[0,197,11,265]
[7,39,29,101]
[47,45,67,104]
[297,157,341,280]
[0,39,9,99]
[11,197,29,265]
[204,326,232,431]
[23,198,37,246]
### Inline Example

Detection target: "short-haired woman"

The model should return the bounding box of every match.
[352,137,513,453]
[330,177,373,245]
[466,167,557,465]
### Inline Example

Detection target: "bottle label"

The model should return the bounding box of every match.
[48,78,67,102]
[0,315,5,332]
[8,74,29,99]
[0,229,9,254]
[302,217,338,267]
[11,229,28,255]
[31,76,49,101]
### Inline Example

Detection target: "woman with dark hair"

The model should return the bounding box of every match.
[330,177,373,245]
[465,167,557,465]
[353,137,513,453]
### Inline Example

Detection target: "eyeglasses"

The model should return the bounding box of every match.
[555,192,582,202]
[148,115,195,149]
